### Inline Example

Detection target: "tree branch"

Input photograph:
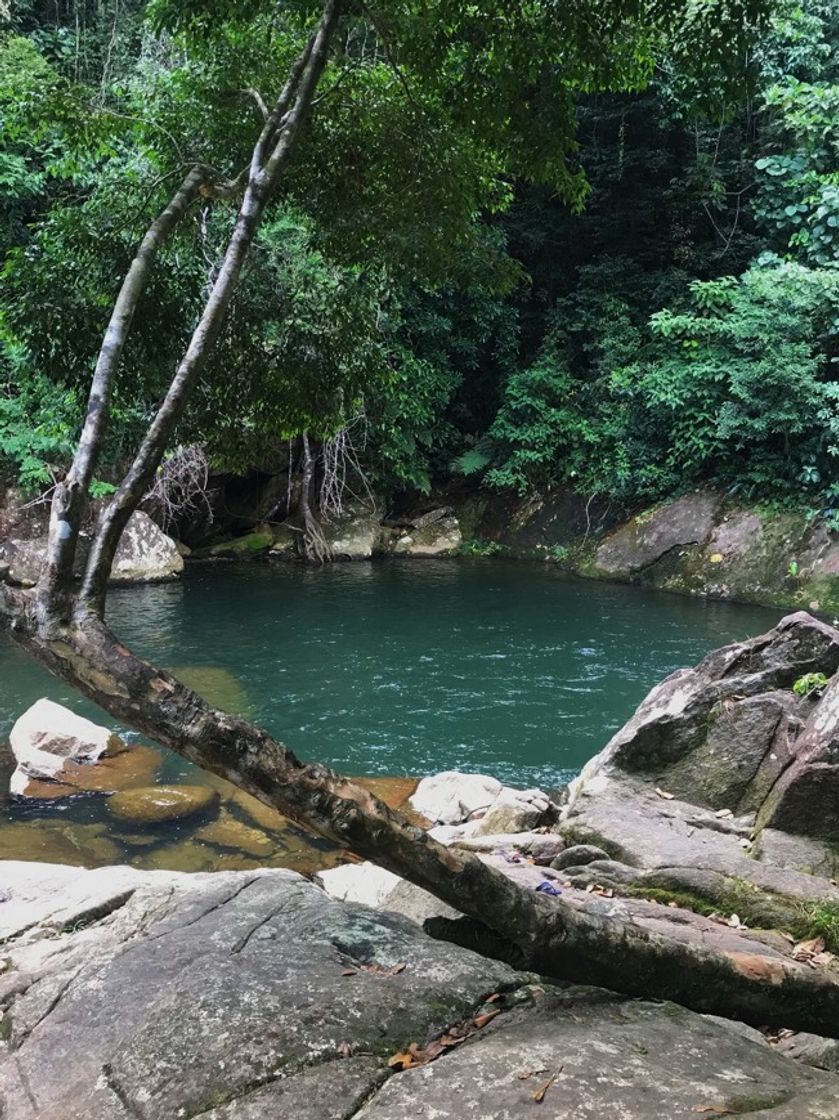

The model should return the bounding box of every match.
[37,165,208,621]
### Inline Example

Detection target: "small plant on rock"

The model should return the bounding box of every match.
[793,672,829,697]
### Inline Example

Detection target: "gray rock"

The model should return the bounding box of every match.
[0,862,517,1120]
[594,490,721,576]
[392,515,462,558]
[470,788,556,835]
[111,510,183,582]
[325,508,380,560]
[0,536,50,587]
[551,844,610,870]
[355,987,835,1120]
[562,612,839,905]
[0,511,182,587]
[774,1031,839,1073]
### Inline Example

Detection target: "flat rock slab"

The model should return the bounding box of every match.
[562,774,839,908]
[0,863,516,1119]
[2,862,838,1119]
[356,987,836,1120]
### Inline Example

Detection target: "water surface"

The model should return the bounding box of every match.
[0,560,781,870]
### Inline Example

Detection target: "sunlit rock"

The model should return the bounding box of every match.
[110,510,184,583]
[9,698,124,795]
[410,771,503,824]
[107,784,218,825]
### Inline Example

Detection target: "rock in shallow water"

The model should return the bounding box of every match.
[107,783,218,824]
[9,698,124,794]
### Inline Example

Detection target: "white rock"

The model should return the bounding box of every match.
[324,511,380,560]
[9,698,123,785]
[111,510,184,583]
[316,862,402,908]
[471,787,553,836]
[410,771,503,825]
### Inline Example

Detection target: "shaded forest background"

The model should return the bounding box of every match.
[2,0,838,526]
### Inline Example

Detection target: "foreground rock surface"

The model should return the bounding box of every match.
[1,862,837,1120]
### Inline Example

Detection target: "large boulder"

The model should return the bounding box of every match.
[0,510,182,587]
[391,510,462,558]
[110,510,183,583]
[1,861,836,1120]
[410,772,558,833]
[9,699,124,793]
[558,611,839,918]
[410,771,503,824]
[569,612,839,820]
[594,491,721,577]
[325,509,381,560]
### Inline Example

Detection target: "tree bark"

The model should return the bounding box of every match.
[298,432,331,563]
[6,607,839,1038]
[37,165,208,618]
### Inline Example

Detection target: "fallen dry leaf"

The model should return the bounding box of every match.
[517,1068,548,1080]
[473,1010,500,1029]
[388,1050,417,1070]
[692,1106,731,1116]
[341,969,357,976]
[793,936,826,959]
[655,787,675,800]
[337,1041,352,1058]
[714,808,734,819]
[531,1070,559,1103]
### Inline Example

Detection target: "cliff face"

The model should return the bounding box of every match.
[458,488,839,616]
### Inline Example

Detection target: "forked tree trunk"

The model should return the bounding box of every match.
[3,0,839,1042]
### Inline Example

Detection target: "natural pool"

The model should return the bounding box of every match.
[0,559,782,872]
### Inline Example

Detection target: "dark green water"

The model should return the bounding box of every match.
[1,559,781,789]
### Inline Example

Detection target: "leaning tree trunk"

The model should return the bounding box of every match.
[3,0,839,1041]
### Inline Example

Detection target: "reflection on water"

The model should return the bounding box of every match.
[0,559,782,871]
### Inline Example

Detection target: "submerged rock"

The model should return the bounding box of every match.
[12,743,163,800]
[172,665,250,714]
[107,783,218,824]
[196,809,276,857]
[1,861,835,1120]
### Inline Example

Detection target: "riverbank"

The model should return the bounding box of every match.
[178,483,839,616]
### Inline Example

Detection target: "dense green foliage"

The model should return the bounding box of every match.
[2,0,836,520]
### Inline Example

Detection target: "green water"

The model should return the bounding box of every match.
[1,559,781,788]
